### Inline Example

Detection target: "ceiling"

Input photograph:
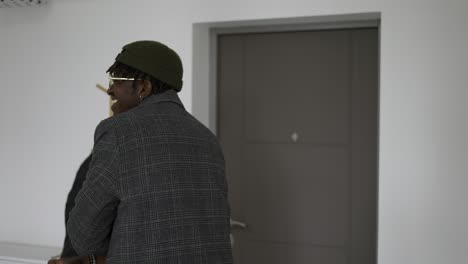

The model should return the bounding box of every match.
[0,0,48,8]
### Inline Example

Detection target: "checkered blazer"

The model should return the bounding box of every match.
[67,90,233,263]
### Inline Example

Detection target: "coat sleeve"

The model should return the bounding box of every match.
[67,119,120,255]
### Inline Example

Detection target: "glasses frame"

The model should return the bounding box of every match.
[108,75,142,87]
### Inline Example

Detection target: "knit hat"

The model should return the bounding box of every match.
[115,40,183,91]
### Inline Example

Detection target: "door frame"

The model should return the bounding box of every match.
[192,12,381,263]
[192,12,380,135]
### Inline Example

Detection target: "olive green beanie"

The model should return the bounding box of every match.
[115,40,183,91]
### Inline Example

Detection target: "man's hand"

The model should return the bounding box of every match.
[48,256,85,264]
[48,256,106,264]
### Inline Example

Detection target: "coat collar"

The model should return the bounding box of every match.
[140,89,184,109]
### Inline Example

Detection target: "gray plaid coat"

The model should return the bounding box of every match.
[67,90,233,263]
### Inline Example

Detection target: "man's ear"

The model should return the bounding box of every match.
[141,80,153,97]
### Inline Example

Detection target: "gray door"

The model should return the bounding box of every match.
[218,28,378,264]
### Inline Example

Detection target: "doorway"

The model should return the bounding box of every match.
[193,15,380,264]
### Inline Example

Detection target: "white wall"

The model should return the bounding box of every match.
[0,0,467,263]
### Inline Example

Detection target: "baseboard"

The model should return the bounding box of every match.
[0,242,60,264]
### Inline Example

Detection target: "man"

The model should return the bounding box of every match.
[55,40,233,263]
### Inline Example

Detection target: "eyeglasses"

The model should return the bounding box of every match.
[108,75,142,87]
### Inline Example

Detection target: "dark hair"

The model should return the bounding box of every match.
[106,61,173,94]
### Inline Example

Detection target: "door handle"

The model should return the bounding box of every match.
[230,218,247,248]
[230,218,247,230]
